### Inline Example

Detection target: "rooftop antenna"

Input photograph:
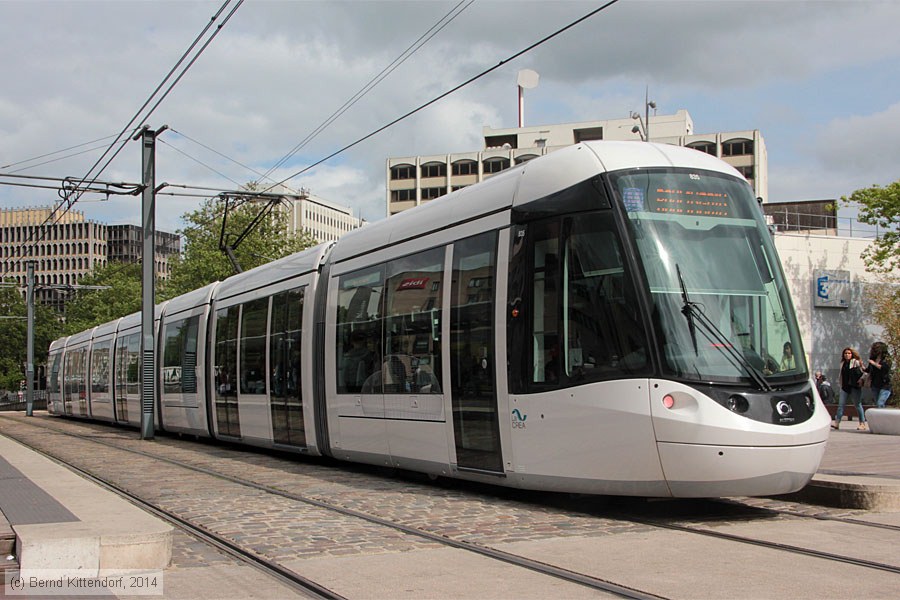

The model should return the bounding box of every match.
[517,69,539,128]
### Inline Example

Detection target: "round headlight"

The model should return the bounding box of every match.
[726,395,749,414]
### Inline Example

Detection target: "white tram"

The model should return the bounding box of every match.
[48,141,831,497]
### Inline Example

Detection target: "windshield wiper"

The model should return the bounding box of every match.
[676,264,698,355]
[675,263,773,392]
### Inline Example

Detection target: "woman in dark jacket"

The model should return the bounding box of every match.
[833,347,866,430]
[867,342,892,408]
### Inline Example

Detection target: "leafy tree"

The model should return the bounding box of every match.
[0,282,63,393]
[164,196,317,299]
[844,181,900,375]
[867,276,900,379]
[62,262,143,334]
[842,180,900,273]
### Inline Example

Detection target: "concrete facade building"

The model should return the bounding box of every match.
[279,189,365,243]
[386,110,767,217]
[773,231,888,401]
[1,208,107,311]
[0,208,179,312]
[106,224,181,281]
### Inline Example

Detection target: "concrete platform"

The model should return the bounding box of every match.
[0,434,172,579]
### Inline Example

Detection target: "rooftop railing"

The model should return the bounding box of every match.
[765,209,885,239]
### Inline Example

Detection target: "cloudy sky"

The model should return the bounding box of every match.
[2,0,899,234]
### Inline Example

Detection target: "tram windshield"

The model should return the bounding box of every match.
[610,168,807,386]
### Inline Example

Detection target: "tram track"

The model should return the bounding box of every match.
[0,415,667,600]
[717,497,900,533]
[17,444,347,600]
[606,511,900,576]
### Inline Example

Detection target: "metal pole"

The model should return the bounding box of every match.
[25,261,34,417]
[518,85,524,128]
[136,125,167,439]
[645,88,650,143]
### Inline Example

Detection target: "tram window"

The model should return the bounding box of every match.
[384,248,444,394]
[240,299,269,395]
[90,342,111,394]
[562,214,648,380]
[270,287,305,447]
[270,287,304,399]
[48,353,61,394]
[508,212,649,392]
[532,225,560,384]
[125,334,140,396]
[163,316,199,394]
[336,266,384,394]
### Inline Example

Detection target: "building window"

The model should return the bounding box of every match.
[422,187,445,200]
[573,127,603,142]
[451,160,477,176]
[484,134,517,149]
[687,141,716,156]
[515,154,538,165]
[390,164,416,180]
[736,165,754,180]
[420,163,446,179]
[391,189,416,203]
[722,139,753,157]
[483,158,510,174]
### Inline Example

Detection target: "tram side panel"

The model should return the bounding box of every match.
[113,321,144,428]
[62,329,94,418]
[46,337,68,415]
[208,249,326,454]
[159,284,218,437]
[88,319,119,423]
[323,201,487,472]
[502,177,668,495]
[112,306,166,430]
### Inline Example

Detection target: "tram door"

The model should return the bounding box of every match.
[449,232,503,473]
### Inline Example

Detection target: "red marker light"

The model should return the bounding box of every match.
[662,394,675,409]
[511,308,520,318]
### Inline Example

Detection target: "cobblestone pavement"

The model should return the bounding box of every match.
[0,412,882,566]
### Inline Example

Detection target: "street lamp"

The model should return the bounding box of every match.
[630,89,656,142]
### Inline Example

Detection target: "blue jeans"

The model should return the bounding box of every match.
[874,387,892,408]
[835,387,865,423]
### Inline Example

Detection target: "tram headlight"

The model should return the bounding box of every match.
[805,395,814,411]
[726,395,749,414]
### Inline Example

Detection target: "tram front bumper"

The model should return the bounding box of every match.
[657,440,828,498]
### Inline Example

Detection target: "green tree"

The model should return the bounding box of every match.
[0,282,64,392]
[62,262,143,334]
[842,180,900,273]
[866,276,900,405]
[164,196,317,299]
[843,181,900,366]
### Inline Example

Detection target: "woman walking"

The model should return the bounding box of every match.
[832,347,867,431]
[867,342,892,408]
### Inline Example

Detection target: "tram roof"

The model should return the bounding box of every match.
[332,141,742,264]
[163,282,219,318]
[214,242,333,302]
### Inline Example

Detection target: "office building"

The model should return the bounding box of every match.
[386,110,767,216]
[0,207,179,312]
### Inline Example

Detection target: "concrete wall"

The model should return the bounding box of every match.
[774,232,882,397]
